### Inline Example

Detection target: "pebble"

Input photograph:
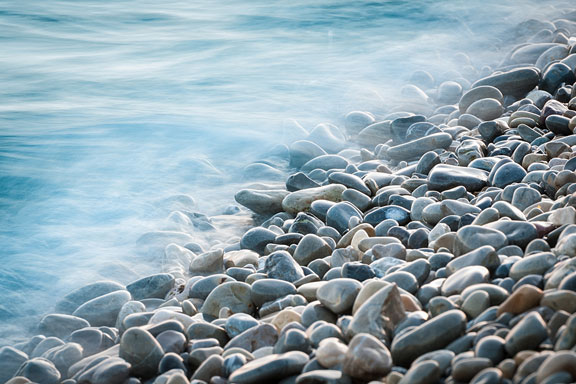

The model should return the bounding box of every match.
[293,234,332,266]
[0,347,29,384]
[316,278,362,314]
[265,250,305,283]
[428,164,489,192]
[235,188,290,215]
[72,290,131,327]
[342,333,393,381]
[505,312,548,356]
[228,351,309,383]
[201,281,254,318]
[391,310,467,367]
[349,283,406,339]
[472,67,540,98]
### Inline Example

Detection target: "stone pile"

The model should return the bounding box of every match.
[3,12,576,384]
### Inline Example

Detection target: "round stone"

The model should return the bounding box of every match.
[316,278,362,314]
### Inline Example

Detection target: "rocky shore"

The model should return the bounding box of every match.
[3,11,576,384]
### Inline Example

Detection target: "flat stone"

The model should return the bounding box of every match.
[428,164,488,192]
[509,252,556,281]
[316,278,362,314]
[328,172,371,195]
[228,351,309,383]
[273,328,310,354]
[391,309,467,367]
[364,206,411,226]
[446,246,499,275]
[126,273,175,300]
[386,133,453,161]
[490,162,527,189]
[72,290,131,327]
[119,328,164,379]
[472,67,540,98]
[459,86,504,113]
[296,370,351,384]
[235,189,290,215]
[342,333,392,381]
[38,314,90,339]
[454,225,508,256]
[301,154,348,172]
[442,266,490,296]
[55,281,125,314]
[201,281,254,318]
[282,185,346,215]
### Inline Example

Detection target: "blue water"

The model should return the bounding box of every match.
[0,0,570,345]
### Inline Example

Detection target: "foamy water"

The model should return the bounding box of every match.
[0,0,571,345]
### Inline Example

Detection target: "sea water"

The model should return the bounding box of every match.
[0,0,570,345]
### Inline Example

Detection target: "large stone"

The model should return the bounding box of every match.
[55,281,125,314]
[386,133,452,161]
[235,189,290,215]
[126,273,175,300]
[441,266,490,296]
[472,67,540,98]
[201,281,254,318]
[391,310,467,367]
[38,314,90,339]
[72,290,131,327]
[73,357,130,384]
[428,164,488,192]
[282,185,346,214]
[326,202,363,234]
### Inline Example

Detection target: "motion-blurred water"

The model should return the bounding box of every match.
[0,0,570,345]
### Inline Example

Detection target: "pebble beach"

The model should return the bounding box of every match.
[3,6,576,384]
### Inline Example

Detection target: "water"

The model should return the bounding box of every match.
[0,0,571,345]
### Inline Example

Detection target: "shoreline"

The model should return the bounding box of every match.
[2,9,576,384]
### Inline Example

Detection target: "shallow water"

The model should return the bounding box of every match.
[0,0,571,345]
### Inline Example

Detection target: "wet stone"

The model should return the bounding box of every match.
[293,234,332,266]
[316,278,362,314]
[119,327,164,379]
[228,351,309,384]
[428,164,488,192]
[342,333,393,381]
[264,251,305,283]
[326,202,363,234]
[505,312,548,356]
[391,309,467,367]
